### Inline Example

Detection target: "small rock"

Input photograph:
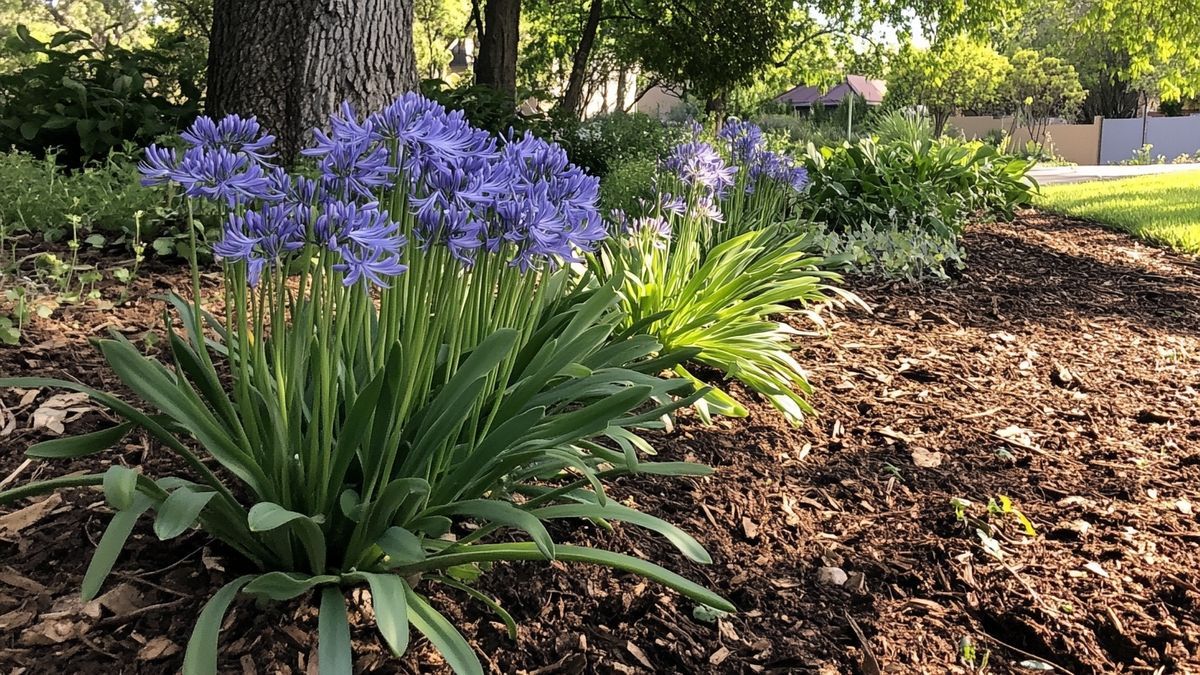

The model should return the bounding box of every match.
[817,567,848,586]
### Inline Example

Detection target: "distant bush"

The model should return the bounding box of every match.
[564,112,675,177]
[0,27,199,166]
[754,113,856,149]
[419,77,562,138]
[599,156,658,212]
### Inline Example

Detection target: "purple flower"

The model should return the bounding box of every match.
[213,205,305,285]
[181,115,276,164]
[335,246,408,288]
[719,118,765,163]
[662,141,737,197]
[746,149,809,194]
[316,200,408,286]
[627,215,671,248]
[138,145,178,187]
[173,147,276,206]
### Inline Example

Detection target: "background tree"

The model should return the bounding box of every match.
[413,0,470,81]
[207,0,417,160]
[1004,48,1086,149]
[473,0,520,97]
[616,0,795,112]
[885,35,1011,135]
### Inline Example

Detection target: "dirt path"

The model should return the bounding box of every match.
[1,211,1198,674]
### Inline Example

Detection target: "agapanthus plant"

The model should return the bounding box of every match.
[590,122,853,425]
[712,117,811,244]
[0,96,732,674]
[597,197,847,424]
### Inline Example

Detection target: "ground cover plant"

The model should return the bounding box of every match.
[0,146,193,256]
[1036,170,1200,252]
[0,95,735,674]
[0,27,199,166]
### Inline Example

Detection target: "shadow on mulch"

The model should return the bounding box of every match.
[1,210,1198,674]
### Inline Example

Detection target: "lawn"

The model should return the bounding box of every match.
[1036,170,1200,253]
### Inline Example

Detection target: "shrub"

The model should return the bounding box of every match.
[563,112,675,177]
[0,96,732,673]
[0,27,199,165]
[754,112,853,148]
[802,135,1034,277]
[869,109,933,147]
[600,156,658,212]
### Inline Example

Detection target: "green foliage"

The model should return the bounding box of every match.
[755,113,855,149]
[869,109,933,147]
[413,0,470,81]
[885,36,1011,135]
[802,135,1034,278]
[1036,170,1200,253]
[599,156,657,212]
[1005,48,1087,142]
[806,220,967,281]
[562,112,675,177]
[0,147,197,254]
[591,134,847,424]
[420,77,561,138]
[0,27,199,165]
[594,221,844,424]
[618,0,795,105]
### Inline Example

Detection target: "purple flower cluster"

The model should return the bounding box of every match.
[717,118,809,194]
[718,119,764,163]
[138,93,607,285]
[661,141,737,197]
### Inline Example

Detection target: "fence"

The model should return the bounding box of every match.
[948,114,1200,165]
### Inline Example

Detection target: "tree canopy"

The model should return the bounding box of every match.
[885,36,1011,134]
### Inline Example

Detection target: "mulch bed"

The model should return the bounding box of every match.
[2,210,1199,674]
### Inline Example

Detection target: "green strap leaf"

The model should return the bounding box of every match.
[82,494,153,601]
[242,572,339,601]
[405,542,735,614]
[154,487,216,540]
[377,526,426,566]
[318,587,353,675]
[247,502,327,573]
[347,572,410,657]
[182,575,253,675]
[533,502,711,564]
[405,587,484,675]
[26,422,135,459]
[101,465,139,511]
[429,500,555,559]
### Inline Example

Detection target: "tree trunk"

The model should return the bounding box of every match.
[208,0,417,161]
[474,0,520,98]
[615,65,629,112]
[559,0,603,117]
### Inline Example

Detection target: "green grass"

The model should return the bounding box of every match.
[1035,170,1200,253]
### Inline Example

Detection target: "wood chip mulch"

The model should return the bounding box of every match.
[1,210,1198,674]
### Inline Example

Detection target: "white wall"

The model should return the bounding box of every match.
[1100,115,1200,164]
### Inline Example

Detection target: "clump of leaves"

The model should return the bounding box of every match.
[0,26,199,166]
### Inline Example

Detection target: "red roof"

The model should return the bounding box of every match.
[776,76,887,108]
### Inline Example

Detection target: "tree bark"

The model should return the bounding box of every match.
[559,0,603,117]
[474,0,520,98]
[208,0,417,161]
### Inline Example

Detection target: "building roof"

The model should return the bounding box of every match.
[776,75,887,108]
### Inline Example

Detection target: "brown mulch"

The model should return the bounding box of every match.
[1,210,1199,674]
